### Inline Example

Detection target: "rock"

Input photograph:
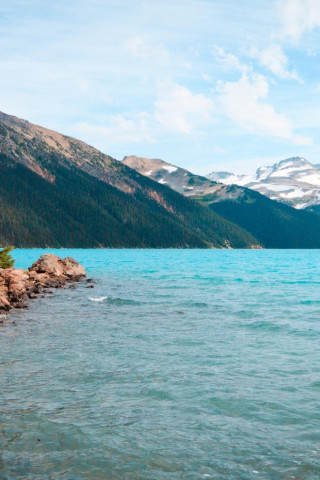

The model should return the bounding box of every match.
[0,274,11,310]
[0,254,86,312]
[29,254,86,282]
[14,303,28,309]
[0,295,11,311]
[29,254,65,277]
[63,257,86,280]
[2,268,29,303]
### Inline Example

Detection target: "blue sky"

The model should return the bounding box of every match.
[1,0,320,174]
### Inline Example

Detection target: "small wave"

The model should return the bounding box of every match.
[243,320,283,331]
[89,295,140,306]
[300,300,320,305]
[184,301,209,308]
[89,296,108,302]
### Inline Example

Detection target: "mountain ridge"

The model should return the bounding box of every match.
[207,157,320,209]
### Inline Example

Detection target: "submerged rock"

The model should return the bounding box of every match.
[0,254,86,312]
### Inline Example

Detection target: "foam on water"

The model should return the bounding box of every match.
[89,296,109,302]
[1,249,320,479]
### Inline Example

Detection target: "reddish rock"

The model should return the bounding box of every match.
[30,254,67,277]
[62,256,86,281]
[0,254,86,312]
[0,294,11,311]
[0,272,10,310]
[4,268,29,304]
[29,254,86,281]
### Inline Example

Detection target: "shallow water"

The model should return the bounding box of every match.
[1,249,320,479]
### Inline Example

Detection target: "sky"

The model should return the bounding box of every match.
[1,0,320,174]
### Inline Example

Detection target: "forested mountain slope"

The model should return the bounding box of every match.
[0,112,257,248]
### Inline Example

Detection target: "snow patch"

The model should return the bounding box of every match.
[270,165,310,177]
[216,174,253,186]
[280,188,307,199]
[299,174,320,187]
[296,202,310,209]
[254,183,292,192]
[163,165,178,173]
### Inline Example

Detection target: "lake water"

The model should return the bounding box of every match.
[1,249,320,479]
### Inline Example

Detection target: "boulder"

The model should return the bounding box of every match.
[29,254,86,281]
[63,257,86,281]
[29,254,66,277]
[2,268,29,304]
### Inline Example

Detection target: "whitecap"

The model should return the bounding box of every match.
[89,296,108,302]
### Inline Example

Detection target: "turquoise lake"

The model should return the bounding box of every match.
[1,249,320,479]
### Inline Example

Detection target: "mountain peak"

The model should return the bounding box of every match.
[123,155,219,196]
[206,156,320,209]
[273,157,311,171]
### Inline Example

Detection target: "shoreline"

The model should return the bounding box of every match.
[0,254,86,314]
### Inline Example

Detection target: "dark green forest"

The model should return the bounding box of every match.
[0,154,256,248]
[199,186,320,248]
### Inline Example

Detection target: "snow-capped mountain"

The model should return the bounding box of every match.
[207,157,320,209]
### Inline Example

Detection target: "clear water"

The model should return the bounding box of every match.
[1,249,320,479]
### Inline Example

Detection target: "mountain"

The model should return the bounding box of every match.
[123,155,320,248]
[123,155,251,204]
[198,188,320,249]
[123,155,220,196]
[0,111,258,248]
[207,157,320,209]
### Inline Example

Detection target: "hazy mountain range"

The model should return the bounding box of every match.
[2,111,320,248]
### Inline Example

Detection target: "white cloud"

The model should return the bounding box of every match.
[154,82,214,135]
[215,44,299,81]
[248,44,300,80]
[124,35,170,61]
[278,0,320,41]
[218,72,312,145]
[74,112,154,149]
[213,45,248,73]
[73,81,215,149]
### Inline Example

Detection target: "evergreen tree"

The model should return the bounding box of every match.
[0,246,15,269]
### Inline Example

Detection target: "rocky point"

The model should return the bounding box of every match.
[0,254,86,312]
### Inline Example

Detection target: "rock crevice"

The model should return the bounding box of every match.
[0,254,86,311]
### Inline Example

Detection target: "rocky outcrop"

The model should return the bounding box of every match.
[0,254,86,312]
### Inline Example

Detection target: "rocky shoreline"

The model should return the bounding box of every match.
[0,254,86,312]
